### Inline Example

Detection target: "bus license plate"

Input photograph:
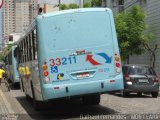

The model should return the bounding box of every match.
[77,72,89,79]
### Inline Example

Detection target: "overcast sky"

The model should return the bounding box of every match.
[38,0,80,5]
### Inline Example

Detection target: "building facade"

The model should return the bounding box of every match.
[15,0,30,32]
[3,0,38,44]
[29,0,38,24]
[105,0,160,75]
[128,0,160,75]
[0,6,3,51]
[3,0,15,44]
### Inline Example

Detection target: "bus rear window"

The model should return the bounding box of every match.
[43,12,113,51]
[128,66,156,75]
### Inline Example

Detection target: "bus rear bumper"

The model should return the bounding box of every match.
[42,75,123,100]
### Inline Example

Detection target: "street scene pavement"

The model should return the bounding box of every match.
[0,82,160,120]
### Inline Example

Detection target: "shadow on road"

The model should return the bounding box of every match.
[16,96,118,120]
[108,92,153,98]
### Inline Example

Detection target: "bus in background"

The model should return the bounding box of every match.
[4,45,19,87]
[14,8,123,110]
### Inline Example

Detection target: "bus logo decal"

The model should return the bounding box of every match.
[86,53,112,65]
[51,66,58,73]
[97,53,112,63]
[86,54,101,66]
[57,73,64,80]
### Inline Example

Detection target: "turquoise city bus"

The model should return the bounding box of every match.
[4,45,19,86]
[14,8,123,110]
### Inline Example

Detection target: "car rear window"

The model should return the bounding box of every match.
[128,66,156,75]
[122,66,129,74]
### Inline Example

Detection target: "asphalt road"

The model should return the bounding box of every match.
[1,84,160,120]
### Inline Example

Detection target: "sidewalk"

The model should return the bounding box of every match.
[0,88,14,115]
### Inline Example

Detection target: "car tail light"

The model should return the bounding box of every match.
[154,77,159,83]
[115,54,121,73]
[42,61,51,84]
[125,74,131,81]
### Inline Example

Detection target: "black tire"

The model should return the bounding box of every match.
[120,90,128,97]
[151,92,158,98]
[26,94,32,102]
[30,81,41,110]
[12,82,20,89]
[21,79,24,92]
[137,92,142,97]
[82,94,100,105]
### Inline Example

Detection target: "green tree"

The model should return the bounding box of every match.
[0,44,13,62]
[83,2,91,8]
[0,52,5,61]
[59,3,79,10]
[115,6,151,63]
[6,44,13,51]
[59,4,68,10]
[91,0,102,7]
[68,3,79,9]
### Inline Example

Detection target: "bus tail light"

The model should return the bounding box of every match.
[42,64,48,70]
[43,71,49,76]
[42,61,51,84]
[115,54,121,73]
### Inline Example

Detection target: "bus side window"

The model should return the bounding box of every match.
[18,45,21,64]
[31,30,34,60]
[9,52,12,65]
[26,36,29,62]
[34,29,37,60]
[26,37,28,62]
[18,45,20,63]
[31,28,37,60]
[19,43,22,63]
[22,40,25,63]
[24,38,27,62]
[21,42,23,63]
[14,47,18,61]
[29,33,32,61]
[16,46,19,63]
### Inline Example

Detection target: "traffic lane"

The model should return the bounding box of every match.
[1,83,118,119]
[15,96,118,120]
[102,92,160,114]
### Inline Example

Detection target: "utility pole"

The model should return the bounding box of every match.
[80,0,83,8]
[58,0,60,10]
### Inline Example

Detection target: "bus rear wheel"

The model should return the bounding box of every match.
[33,99,41,111]
[82,94,100,105]
[31,81,41,111]
[151,92,158,98]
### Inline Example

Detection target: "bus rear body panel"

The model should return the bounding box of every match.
[36,8,123,100]
[5,46,19,84]
[12,46,20,83]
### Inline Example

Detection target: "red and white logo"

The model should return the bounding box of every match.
[0,0,3,9]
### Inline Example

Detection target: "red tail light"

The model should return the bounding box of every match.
[42,62,49,77]
[116,63,120,68]
[125,74,131,81]
[115,54,121,73]
[154,77,159,83]
[43,71,49,76]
